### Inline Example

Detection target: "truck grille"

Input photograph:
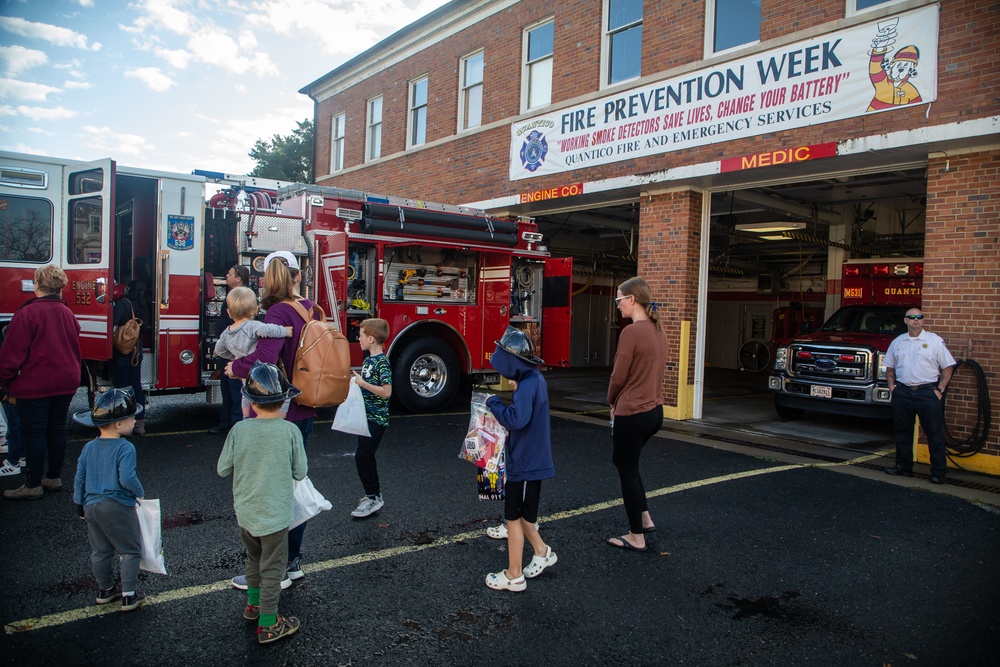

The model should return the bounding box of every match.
[788,344,872,383]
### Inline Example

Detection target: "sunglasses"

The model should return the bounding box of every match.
[905,315,924,320]
[614,295,633,304]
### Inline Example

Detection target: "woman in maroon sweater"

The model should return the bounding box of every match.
[0,265,82,500]
[606,277,667,551]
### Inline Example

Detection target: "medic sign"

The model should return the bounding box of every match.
[519,183,583,204]
[720,142,837,172]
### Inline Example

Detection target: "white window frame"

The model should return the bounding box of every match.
[703,0,761,58]
[848,0,907,17]
[330,112,346,172]
[601,0,644,89]
[458,50,484,132]
[366,96,383,162]
[522,17,554,112]
[407,76,428,149]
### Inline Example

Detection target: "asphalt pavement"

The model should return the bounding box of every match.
[1,396,998,666]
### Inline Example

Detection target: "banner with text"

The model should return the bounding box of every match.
[509,4,938,181]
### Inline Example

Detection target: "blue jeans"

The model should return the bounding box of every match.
[110,348,146,411]
[18,394,74,487]
[217,375,243,429]
[287,417,314,562]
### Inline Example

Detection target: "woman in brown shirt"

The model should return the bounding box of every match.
[606,277,667,551]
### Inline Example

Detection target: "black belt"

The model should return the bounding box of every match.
[901,383,938,391]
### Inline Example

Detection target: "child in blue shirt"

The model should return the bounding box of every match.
[483,327,557,592]
[72,388,147,611]
[349,318,392,519]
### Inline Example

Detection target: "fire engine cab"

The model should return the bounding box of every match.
[0,151,571,413]
[768,258,923,420]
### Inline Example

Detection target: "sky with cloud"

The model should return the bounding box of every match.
[0,0,451,174]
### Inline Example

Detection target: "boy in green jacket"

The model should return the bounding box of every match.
[218,361,307,644]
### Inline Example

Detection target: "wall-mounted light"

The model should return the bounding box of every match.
[734,221,807,233]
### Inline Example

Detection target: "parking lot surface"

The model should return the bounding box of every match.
[2,397,998,666]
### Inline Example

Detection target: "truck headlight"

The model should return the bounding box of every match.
[877,352,887,380]
[773,346,788,370]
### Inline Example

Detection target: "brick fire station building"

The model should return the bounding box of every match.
[300,0,999,472]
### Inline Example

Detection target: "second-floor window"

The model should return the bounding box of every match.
[708,0,761,54]
[409,76,428,147]
[460,50,484,130]
[523,19,554,110]
[605,0,643,86]
[331,113,345,172]
[366,96,382,161]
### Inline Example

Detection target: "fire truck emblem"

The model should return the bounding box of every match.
[167,215,194,250]
[519,130,548,172]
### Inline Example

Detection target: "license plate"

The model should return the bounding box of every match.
[810,385,832,398]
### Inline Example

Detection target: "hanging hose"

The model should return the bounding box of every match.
[943,358,992,460]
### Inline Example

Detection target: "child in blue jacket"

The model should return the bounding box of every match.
[483,327,557,592]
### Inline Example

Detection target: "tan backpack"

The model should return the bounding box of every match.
[285,300,351,408]
[113,302,142,365]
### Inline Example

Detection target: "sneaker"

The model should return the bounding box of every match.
[523,546,558,578]
[257,615,300,644]
[41,478,62,492]
[231,574,292,591]
[121,589,146,612]
[96,584,122,604]
[0,459,20,477]
[285,556,304,581]
[485,570,526,592]
[4,484,43,500]
[350,495,384,518]
[244,604,260,621]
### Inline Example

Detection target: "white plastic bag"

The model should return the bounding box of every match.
[331,376,370,436]
[135,498,167,575]
[290,477,332,530]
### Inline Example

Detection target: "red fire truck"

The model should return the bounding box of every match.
[768,258,922,419]
[0,151,571,412]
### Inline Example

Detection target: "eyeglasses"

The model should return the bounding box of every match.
[614,295,633,304]
[905,315,924,320]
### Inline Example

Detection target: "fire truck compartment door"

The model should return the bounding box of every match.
[541,257,572,368]
[63,158,115,361]
[317,232,348,332]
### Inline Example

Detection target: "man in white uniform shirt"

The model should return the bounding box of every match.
[883,307,956,484]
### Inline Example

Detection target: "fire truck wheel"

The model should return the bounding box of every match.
[773,397,804,420]
[393,337,460,413]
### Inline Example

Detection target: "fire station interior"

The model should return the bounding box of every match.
[525,166,927,445]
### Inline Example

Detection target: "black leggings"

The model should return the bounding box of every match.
[612,406,663,533]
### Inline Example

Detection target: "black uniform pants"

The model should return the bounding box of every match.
[892,386,947,477]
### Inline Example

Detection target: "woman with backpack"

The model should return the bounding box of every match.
[111,281,147,436]
[225,252,321,586]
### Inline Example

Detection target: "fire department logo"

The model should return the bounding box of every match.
[519,130,548,172]
[167,215,194,251]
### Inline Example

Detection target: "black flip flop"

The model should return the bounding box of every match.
[607,536,648,552]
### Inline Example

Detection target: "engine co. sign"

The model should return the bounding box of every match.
[509,4,938,181]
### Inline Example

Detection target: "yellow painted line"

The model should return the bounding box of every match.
[7,458,860,635]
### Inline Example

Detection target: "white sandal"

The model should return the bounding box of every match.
[485,521,541,540]
[523,546,558,579]
[485,570,526,592]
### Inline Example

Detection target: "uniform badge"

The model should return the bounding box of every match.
[922,343,928,348]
